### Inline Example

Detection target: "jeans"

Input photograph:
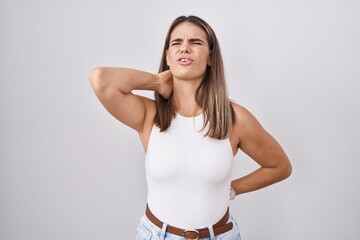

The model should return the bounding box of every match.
[135,214,241,240]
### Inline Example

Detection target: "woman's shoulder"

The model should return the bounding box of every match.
[229,101,266,151]
[230,101,262,132]
[231,101,252,119]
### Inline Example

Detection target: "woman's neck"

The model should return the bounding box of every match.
[172,77,202,117]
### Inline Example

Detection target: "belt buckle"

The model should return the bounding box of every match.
[183,229,200,240]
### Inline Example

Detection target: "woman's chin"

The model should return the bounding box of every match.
[172,71,205,82]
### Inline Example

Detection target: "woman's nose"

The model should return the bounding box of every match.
[180,43,190,53]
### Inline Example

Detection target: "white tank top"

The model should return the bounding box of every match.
[145,113,234,229]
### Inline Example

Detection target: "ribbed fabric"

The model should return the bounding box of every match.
[145,113,234,229]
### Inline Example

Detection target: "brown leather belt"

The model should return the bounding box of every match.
[145,205,233,240]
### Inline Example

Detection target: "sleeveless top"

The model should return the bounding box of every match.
[145,113,234,229]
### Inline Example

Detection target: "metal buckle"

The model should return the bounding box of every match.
[183,229,200,240]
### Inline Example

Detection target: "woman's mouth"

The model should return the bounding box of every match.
[177,57,193,65]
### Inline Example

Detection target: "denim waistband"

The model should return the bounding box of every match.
[135,213,241,240]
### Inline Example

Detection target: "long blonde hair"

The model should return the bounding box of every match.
[154,15,234,139]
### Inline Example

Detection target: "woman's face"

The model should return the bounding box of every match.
[166,22,211,82]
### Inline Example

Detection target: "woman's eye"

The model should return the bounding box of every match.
[170,42,180,46]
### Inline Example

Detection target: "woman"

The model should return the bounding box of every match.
[90,15,291,240]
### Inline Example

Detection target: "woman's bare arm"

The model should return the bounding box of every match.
[230,103,292,195]
[89,67,172,132]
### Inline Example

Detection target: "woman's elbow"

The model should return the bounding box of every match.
[280,159,292,180]
[89,67,107,91]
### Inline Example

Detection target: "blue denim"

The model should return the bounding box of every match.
[135,214,241,240]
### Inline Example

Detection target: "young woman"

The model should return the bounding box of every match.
[90,15,291,240]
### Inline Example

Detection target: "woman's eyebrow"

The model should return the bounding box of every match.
[189,38,206,43]
[170,38,183,44]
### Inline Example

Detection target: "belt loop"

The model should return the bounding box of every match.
[206,225,215,239]
[159,222,168,240]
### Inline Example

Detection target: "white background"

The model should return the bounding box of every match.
[1,0,359,239]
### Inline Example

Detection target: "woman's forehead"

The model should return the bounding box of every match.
[170,22,208,41]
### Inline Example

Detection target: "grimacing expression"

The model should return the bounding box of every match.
[166,22,211,81]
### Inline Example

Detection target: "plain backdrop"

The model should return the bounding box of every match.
[1,0,359,239]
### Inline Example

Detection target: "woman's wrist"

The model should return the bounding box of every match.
[156,70,173,99]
